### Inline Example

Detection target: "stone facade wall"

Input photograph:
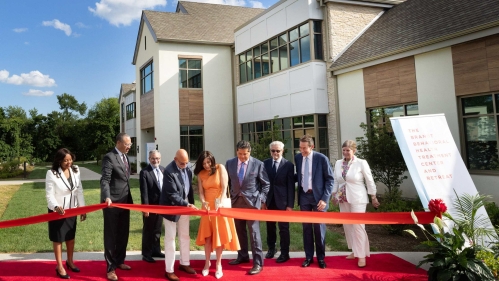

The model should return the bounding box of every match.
[325,3,383,160]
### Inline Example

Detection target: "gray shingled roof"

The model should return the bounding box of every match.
[330,0,499,71]
[144,1,264,44]
[121,83,135,95]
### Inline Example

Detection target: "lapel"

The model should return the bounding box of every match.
[275,158,286,177]
[57,167,75,191]
[311,151,319,182]
[115,148,129,179]
[295,156,302,182]
[149,165,160,190]
[172,162,186,196]
[242,157,254,185]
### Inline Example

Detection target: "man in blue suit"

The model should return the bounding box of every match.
[226,140,270,275]
[263,141,295,263]
[295,134,334,269]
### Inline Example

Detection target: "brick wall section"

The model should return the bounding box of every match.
[363,56,417,108]
[452,33,499,96]
[326,3,383,160]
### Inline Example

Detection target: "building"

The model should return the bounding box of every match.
[119,83,138,165]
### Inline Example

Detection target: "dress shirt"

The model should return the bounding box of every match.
[301,151,314,190]
[115,147,127,165]
[272,156,282,170]
[237,159,248,181]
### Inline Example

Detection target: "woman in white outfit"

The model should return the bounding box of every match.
[46,148,86,279]
[332,140,380,268]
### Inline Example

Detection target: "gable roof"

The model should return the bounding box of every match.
[119,83,135,102]
[330,0,499,71]
[132,1,264,64]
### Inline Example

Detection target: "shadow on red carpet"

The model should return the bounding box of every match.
[0,253,427,281]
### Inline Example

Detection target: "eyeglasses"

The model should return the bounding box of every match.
[271,150,281,153]
[123,143,133,148]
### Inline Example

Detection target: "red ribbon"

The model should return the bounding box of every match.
[0,203,435,229]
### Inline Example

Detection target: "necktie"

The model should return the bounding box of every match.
[238,162,245,185]
[273,161,278,174]
[182,169,189,197]
[303,157,309,192]
[122,154,129,176]
[156,168,162,190]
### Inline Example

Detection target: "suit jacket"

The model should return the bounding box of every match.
[100,148,133,204]
[295,151,334,209]
[159,160,195,222]
[46,166,85,210]
[332,157,376,204]
[226,156,270,209]
[139,164,165,205]
[263,158,295,210]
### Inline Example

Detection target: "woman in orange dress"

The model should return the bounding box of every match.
[194,151,240,279]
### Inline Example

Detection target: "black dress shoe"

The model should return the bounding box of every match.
[318,260,327,269]
[228,258,250,265]
[66,260,80,272]
[301,258,313,267]
[265,248,276,259]
[276,254,290,263]
[248,265,262,275]
[152,252,165,258]
[55,268,70,279]
[142,256,156,263]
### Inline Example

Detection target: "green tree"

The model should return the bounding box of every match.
[0,106,33,160]
[28,109,61,162]
[85,97,120,162]
[250,117,287,161]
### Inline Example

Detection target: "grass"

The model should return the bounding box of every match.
[0,185,21,218]
[27,166,49,179]
[0,179,348,253]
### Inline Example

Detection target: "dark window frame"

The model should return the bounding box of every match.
[180,125,205,161]
[125,102,136,120]
[140,61,153,95]
[179,59,202,89]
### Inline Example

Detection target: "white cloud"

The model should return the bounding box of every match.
[23,89,54,97]
[179,0,247,6]
[13,28,28,33]
[89,0,167,27]
[0,70,56,87]
[42,19,72,36]
[249,1,264,8]
[75,22,90,28]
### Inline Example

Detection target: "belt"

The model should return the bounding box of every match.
[305,189,313,194]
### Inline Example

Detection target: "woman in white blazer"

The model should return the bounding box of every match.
[332,140,380,268]
[46,148,86,279]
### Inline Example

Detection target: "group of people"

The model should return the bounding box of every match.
[45,132,380,281]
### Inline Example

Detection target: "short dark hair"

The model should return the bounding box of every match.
[51,148,78,175]
[300,134,315,146]
[193,151,217,176]
[116,132,129,143]
[236,140,251,151]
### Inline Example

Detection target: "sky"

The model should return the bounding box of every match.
[0,0,277,116]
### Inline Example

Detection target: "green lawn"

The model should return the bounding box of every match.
[27,166,50,179]
[0,179,348,253]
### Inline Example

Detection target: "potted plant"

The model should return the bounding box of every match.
[406,192,498,281]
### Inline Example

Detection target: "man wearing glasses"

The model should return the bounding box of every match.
[160,149,198,281]
[139,150,166,263]
[100,133,134,281]
[263,141,295,263]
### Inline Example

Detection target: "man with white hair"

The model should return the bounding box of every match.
[263,141,295,263]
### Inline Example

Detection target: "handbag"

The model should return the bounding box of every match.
[215,186,232,210]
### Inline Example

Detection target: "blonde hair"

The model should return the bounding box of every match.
[342,140,357,151]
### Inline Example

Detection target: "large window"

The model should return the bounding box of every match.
[238,20,322,85]
[179,59,202,88]
[180,126,204,161]
[369,104,419,126]
[126,102,136,120]
[241,114,328,161]
[461,94,499,172]
[128,137,137,156]
[121,103,125,123]
[140,61,153,94]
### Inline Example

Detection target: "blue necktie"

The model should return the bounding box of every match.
[303,157,310,192]
[238,162,245,185]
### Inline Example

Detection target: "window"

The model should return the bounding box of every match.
[140,61,153,94]
[240,114,328,161]
[461,94,499,171]
[369,104,419,127]
[180,126,204,161]
[128,137,137,156]
[126,102,136,120]
[179,59,202,88]
[121,103,125,123]
[238,20,323,85]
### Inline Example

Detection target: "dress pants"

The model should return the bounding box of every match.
[164,215,190,273]
[103,207,130,272]
[142,213,163,257]
[266,200,290,254]
[340,202,370,258]
[299,191,326,261]
[233,196,263,266]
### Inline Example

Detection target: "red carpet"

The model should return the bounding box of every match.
[0,254,427,280]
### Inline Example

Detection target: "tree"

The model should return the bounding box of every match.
[85,97,120,162]
[250,116,287,161]
[0,106,33,160]
[28,109,61,162]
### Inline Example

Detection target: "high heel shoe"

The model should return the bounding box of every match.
[55,268,70,279]
[66,260,80,272]
[201,268,209,276]
[215,270,223,279]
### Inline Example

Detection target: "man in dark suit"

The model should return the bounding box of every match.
[295,134,334,269]
[139,150,166,263]
[226,140,270,275]
[263,141,295,263]
[100,132,134,281]
[160,149,198,281]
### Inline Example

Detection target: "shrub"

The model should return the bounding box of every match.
[378,188,424,235]
[477,250,499,278]
[140,161,148,170]
[484,201,499,228]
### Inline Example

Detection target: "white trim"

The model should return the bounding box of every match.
[325,0,393,8]
[332,10,385,62]
[332,26,499,75]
